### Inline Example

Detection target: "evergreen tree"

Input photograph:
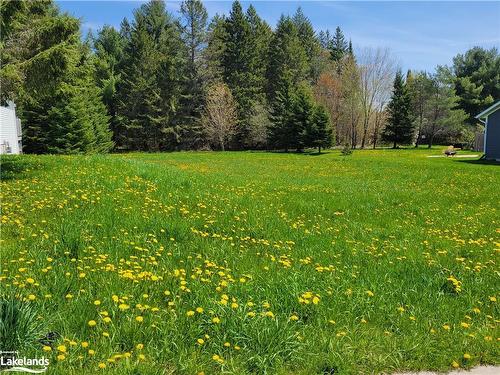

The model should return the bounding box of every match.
[292,7,321,81]
[178,0,208,148]
[268,76,295,151]
[267,15,308,103]
[451,47,499,124]
[204,14,227,85]
[308,104,332,153]
[1,0,113,154]
[116,0,183,150]
[288,84,315,151]
[330,26,348,62]
[382,70,415,148]
[221,1,262,148]
[93,25,125,145]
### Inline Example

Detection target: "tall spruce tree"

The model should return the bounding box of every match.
[1,0,113,154]
[267,15,308,150]
[221,1,261,148]
[308,104,332,153]
[93,25,126,145]
[116,0,183,150]
[204,14,227,84]
[330,26,348,62]
[292,7,321,82]
[178,0,208,148]
[382,70,415,148]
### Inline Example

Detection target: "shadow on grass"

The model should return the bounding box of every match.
[0,156,41,181]
[454,158,500,166]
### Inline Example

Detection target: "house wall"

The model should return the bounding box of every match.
[485,109,500,160]
[0,105,22,154]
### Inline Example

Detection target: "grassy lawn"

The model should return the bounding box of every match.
[0,149,498,374]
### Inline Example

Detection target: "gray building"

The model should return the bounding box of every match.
[476,101,500,161]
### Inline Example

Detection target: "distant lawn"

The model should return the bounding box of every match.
[1,149,498,374]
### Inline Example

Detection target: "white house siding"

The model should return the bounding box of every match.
[0,103,22,154]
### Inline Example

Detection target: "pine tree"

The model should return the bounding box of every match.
[267,15,308,102]
[330,26,348,62]
[178,0,208,148]
[1,0,113,154]
[308,104,332,153]
[116,0,183,151]
[292,7,321,81]
[288,84,315,151]
[220,1,262,148]
[93,25,126,146]
[382,71,415,148]
[204,14,227,84]
[268,76,295,151]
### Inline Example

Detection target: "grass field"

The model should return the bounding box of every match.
[0,149,499,374]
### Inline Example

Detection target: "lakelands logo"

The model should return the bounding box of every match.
[0,352,49,373]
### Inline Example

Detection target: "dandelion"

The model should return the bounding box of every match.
[26,278,35,284]
[366,290,374,297]
[98,363,106,369]
[88,320,97,327]
[290,314,299,321]
[223,342,230,347]
[489,296,496,302]
[94,300,101,306]
[135,316,144,322]
[397,306,405,313]
[195,307,204,314]
[88,349,95,355]
[27,294,36,301]
[42,346,51,352]
[197,338,205,345]
[57,345,67,353]
[81,342,89,348]
[443,324,450,331]
[118,303,129,310]
[463,353,471,360]
[452,361,460,368]
[57,354,65,361]
[103,317,112,323]
[460,322,470,328]
[212,317,220,324]
[136,343,144,350]
[186,310,195,317]
[138,354,146,360]
[247,311,256,317]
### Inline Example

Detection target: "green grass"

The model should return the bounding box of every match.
[0,148,498,374]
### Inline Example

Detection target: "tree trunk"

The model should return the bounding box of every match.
[318,146,321,154]
[393,140,397,149]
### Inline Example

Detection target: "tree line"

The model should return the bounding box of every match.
[1,0,498,153]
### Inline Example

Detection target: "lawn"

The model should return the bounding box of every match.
[0,149,498,374]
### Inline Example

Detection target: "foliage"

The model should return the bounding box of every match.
[450,47,499,125]
[0,297,47,352]
[382,71,415,148]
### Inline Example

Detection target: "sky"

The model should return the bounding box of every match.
[56,1,500,72]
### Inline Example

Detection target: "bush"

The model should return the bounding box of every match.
[341,143,353,156]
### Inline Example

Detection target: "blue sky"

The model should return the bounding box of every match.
[56,1,500,72]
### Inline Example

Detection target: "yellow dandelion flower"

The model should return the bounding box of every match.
[88,320,97,327]
[186,310,195,316]
[98,363,106,369]
[42,346,51,352]
[135,316,144,322]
